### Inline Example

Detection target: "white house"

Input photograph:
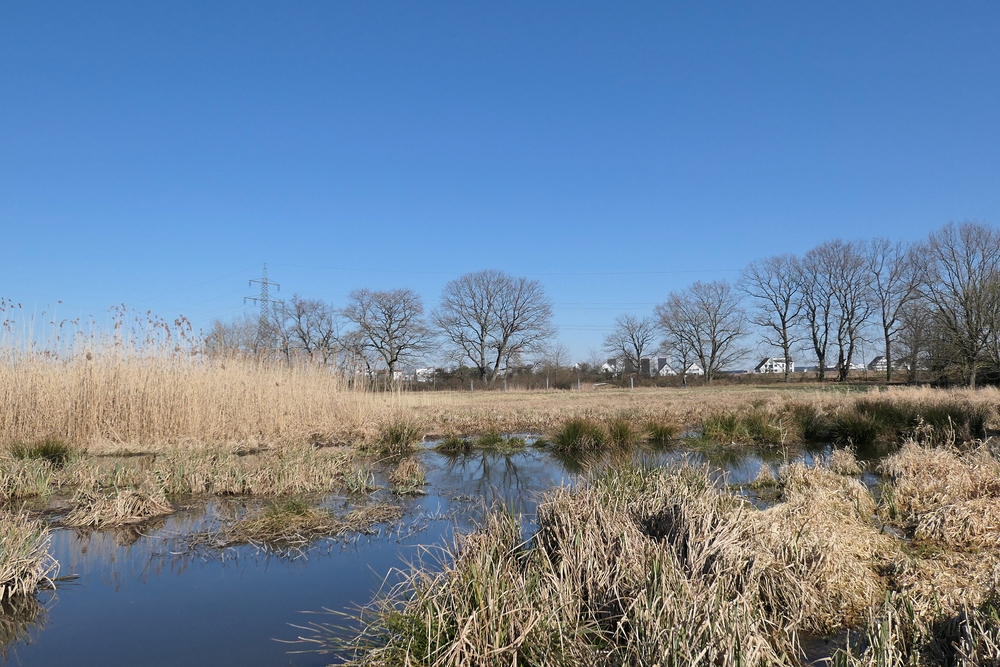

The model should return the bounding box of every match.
[683,362,705,376]
[868,356,888,372]
[414,367,437,382]
[641,356,676,377]
[754,357,794,374]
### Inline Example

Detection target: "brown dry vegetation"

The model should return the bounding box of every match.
[63,488,173,529]
[0,511,57,601]
[306,442,1000,667]
[188,498,403,552]
[2,353,998,451]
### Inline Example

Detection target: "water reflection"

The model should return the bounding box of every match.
[0,593,51,662]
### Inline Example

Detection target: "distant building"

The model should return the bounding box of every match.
[683,362,705,376]
[415,367,437,382]
[754,357,794,374]
[868,356,888,372]
[641,356,675,377]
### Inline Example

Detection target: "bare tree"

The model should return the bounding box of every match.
[603,314,657,376]
[797,246,835,381]
[659,330,696,384]
[433,269,554,383]
[866,238,920,382]
[342,288,432,383]
[896,297,932,384]
[204,313,258,357]
[739,254,802,382]
[826,240,873,381]
[282,294,342,363]
[656,280,747,383]
[536,341,571,371]
[919,222,1000,387]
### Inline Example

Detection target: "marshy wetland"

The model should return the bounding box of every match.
[3,360,1000,666]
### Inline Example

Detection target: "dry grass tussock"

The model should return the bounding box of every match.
[388,457,426,495]
[189,498,402,551]
[879,441,1000,523]
[315,443,1000,666]
[63,488,173,529]
[828,447,863,475]
[0,456,55,503]
[309,461,899,666]
[0,511,58,601]
[830,441,1000,664]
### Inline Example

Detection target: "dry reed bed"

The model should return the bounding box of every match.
[3,352,998,451]
[313,443,1000,667]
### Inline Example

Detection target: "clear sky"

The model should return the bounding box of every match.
[3,2,999,361]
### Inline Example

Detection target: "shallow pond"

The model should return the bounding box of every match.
[2,441,844,666]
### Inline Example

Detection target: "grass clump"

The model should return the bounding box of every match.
[0,459,54,503]
[474,431,505,448]
[342,467,376,494]
[306,443,1000,665]
[605,416,638,447]
[828,447,862,475]
[9,438,75,468]
[797,397,994,448]
[0,511,58,600]
[702,409,784,445]
[550,417,606,452]
[644,418,679,444]
[64,488,173,529]
[389,458,426,495]
[375,418,423,456]
[192,499,402,551]
[827,410,884,447]
[313,463,898,665]
[434,434,473,454]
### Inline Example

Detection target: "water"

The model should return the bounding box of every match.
[1,441,837,666]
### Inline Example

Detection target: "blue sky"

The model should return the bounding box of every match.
[3,2,999,361]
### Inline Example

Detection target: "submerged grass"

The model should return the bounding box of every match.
[192,499,403,551]
[388,458,426,495]
[63,488,173,529]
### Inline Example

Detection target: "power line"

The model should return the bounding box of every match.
[269,262,739,278]
[244,263,280,347]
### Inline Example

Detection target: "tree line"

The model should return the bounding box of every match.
[205,268,553,385]
[207,221,1000,388]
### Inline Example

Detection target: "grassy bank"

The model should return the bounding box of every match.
[307,443,1000,666]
